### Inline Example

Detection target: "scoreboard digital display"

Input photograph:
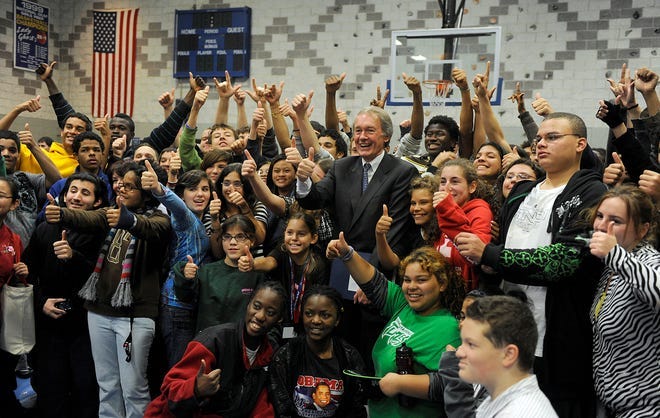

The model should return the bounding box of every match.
[174,7,251,79]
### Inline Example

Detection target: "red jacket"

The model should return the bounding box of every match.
[145,322,275,418]
[435,196,492,290]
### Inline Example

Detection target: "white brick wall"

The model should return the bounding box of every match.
[1,0,658,150]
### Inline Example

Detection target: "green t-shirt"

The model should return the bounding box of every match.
[175,259,264,332]
[369,281,461,418]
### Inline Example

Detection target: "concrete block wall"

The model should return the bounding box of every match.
[0,0,658,149]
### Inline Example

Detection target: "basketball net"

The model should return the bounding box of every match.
[423,79,453,108]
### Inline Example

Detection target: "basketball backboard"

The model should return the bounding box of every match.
[388,26,502,107]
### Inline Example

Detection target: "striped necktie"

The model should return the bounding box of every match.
[362,162,371,192]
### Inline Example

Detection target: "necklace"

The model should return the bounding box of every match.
[593,271,615,320]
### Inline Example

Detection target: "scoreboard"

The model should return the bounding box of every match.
[174,7,251,79]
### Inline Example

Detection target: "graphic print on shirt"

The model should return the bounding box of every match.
[381,317,414,347]
[293,375,343,417]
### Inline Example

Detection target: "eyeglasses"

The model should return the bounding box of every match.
[505,173,534,181]
[118,182,139,192]
[533,133,581,143]
[221,233,250,243]
[222,181,243,188]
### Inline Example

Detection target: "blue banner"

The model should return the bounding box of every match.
[14,0,49,71]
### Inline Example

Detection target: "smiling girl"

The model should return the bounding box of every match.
[175,214,265,333]
[328,238,465,417]
[141,166,213,367]
[434,159,493,290]
[238,212,329,332]
[210,163,268,258]
[269,285,367,417]
[588,185,660,417]
[145,281,287,418]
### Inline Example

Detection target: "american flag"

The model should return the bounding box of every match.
[92,9,139,117]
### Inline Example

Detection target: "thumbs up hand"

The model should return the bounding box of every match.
[106,196,123,228]
[326,231,351,260]
[590,221,618,258]
[292,91,314,115]
[45,193,62,224]
[112,134,127,158]
[237,245,254,272]
[209,191,222,221]
[241,150,257,179]
[169,151,182,177]
[296,147,315,182]
[141,160,162,194]
[53,229,73,260]
[602,152,626,186]
[531,92,554,116]
[375,204,392,236]
[183,255,199,280]
[18,123,37,150]
[285,137,303,167]
[433,182,449,208]
[195,359,221,398]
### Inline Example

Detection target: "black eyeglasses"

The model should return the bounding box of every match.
[221,233,250,243]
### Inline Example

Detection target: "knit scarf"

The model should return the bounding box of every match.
[78,227,137,308]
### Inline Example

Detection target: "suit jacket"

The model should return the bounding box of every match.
[298,154,418,259]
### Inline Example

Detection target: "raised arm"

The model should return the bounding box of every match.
[405,72,424,139]
[145,73,203,154]
[233,88,248,129]
[18,123,61,188]
[242,149,286,216]
[36,61,77,128]
[635,67,659,117]
[213,70,240,125]
[0,95,41,130]
[158,88,176,120]
[325,72,346,131]
[509,82,539,142]
[292,91,321,157]
[473,62,511,154]
[264,81,290,150]
[375,204,400,270]
[452,68,474,158]
[93,114,112,165]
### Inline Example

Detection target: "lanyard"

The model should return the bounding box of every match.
[289,253,310,324]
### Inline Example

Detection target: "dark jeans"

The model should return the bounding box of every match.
[159,304,196,368]
[36,332,98,418]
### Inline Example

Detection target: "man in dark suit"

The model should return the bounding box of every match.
[296,106,417,262]
[295,106,418,367]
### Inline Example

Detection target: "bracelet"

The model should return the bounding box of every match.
[627,103,639,110]
[340,246,355,262]
[292,129,300,132]
[460,87,469,92]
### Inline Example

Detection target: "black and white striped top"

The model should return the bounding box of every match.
[590,243,660,417]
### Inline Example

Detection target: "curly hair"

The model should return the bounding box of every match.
[399,246,466,318]
[409,176,441,244]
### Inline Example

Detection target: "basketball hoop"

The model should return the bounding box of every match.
[423,79,453,107]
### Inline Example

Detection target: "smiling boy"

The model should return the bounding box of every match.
[456,296,557,418]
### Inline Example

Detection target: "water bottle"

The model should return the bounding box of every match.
[395,342,415,407]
